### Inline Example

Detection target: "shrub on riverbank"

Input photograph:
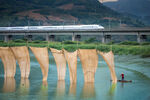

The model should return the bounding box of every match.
[62,41,79,44]
[141,42,150,45]
[141,52,150,58]
[119,41,139,45]
[13,39,26,43]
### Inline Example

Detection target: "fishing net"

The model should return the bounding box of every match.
[11,46,30,78]
[0,47,16,77]
[63,49,77,83]
[98,51,117,83]
[78,49,98,83]
[50,48,66,80]
[30,47,49,81]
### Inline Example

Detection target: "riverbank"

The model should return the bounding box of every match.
[0,40,150,58]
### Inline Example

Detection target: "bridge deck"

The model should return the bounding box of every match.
[0,28,150,35]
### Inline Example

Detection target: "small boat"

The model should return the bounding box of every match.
[118,80,132,83]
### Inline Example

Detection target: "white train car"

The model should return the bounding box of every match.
[0,24,104,31]
[36,25,104,30]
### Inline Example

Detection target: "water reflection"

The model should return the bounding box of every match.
[42,80,48,88]
[55,80,65,98]
[108,83,117,96]
[121,82,124,88]
[40,81,48,94]
[80,83,96,99]
[107,83,117,100]
[19,78,30,95]
[69,83,76,96]
[3,77,16,93]
[15,78,30,100]
[38,81,48,100]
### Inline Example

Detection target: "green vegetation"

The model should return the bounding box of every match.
[0,40,150,58]
[62,41,79,44]
[0,0,145,27]
[119,41,140,45]
[84,37,97,43]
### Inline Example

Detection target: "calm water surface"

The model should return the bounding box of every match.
[0,51,150,100]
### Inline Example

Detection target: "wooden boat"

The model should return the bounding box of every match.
[118,80,132,83]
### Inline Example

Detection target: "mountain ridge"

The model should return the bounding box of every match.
[0,0,144,27]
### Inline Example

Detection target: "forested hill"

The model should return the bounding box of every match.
[0,0,144,27]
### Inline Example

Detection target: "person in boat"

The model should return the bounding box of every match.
[121,73,124,80]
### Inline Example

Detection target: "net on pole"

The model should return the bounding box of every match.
[78,49,98,83]
[63,49,77,83]
[11,46,30,78]
[98,51,117,83]
[50,48,66,81]
[30,47,49,81]
[0,47,16,77]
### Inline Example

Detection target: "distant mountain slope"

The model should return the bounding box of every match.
[0,0,144,27]
[103,0,150,16]
[102,0,150,25]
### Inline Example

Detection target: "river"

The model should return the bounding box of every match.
[0,51,150,100]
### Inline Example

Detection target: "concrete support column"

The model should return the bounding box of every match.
[45,35,49,41]
[72,33,75,41]
[49,35,55,41]
[140,35,147,42]
[25,35,32,42]
[102,33,105,43]
[75,35,81,41]
[4,35,12,42]
[137,33,141,43]
[102,33,111,43]
[4,35,9,42]
[105,35,111,43]
[137,32,147,43]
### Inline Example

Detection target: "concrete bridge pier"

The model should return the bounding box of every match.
[72,34,81,41]
[72,33,75,41]
[102,33,105,43]
[102,34,111,43]
[137,33,141,43]
[24,35,32,42]
[45,35,49,41]
[49,35,55,41]
[75,35,81,41]
[105,35,112,43]
[140,35,147,42]
[137,33,147,43]
[4,35,12,42]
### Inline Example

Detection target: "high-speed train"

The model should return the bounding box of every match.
[0,25,104,31]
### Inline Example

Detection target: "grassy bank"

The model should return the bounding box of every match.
[0,40,150,58]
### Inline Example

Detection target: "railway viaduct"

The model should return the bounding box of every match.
[0,27,150,43]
